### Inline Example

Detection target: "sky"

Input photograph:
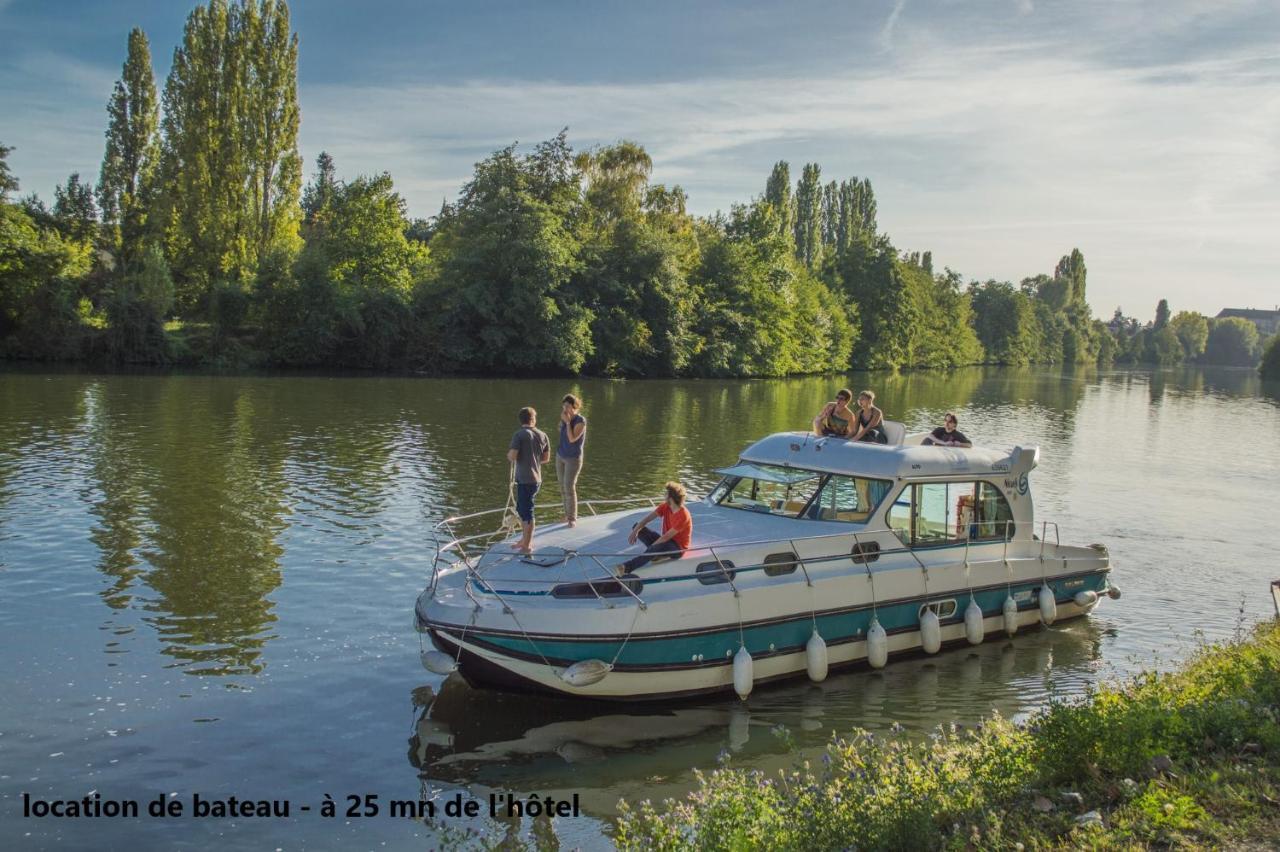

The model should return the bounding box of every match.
[1,0,1278,318]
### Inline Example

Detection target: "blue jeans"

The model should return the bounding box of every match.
[515,482,539,523]
[622,526,682,573]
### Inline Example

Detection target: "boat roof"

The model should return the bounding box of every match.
[737,431,1039,481]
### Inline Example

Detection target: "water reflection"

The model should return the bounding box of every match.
[408,620,1104,818]
[3,364,1278,850]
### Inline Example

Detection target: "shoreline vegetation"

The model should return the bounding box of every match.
[613,620,1280,851]
[3,1,1274,381]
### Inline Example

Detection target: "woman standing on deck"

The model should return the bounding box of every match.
[557,394,587,527]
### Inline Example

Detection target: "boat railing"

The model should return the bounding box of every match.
[426,516,1101,611]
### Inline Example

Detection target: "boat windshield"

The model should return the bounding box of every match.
[708,463,893,522]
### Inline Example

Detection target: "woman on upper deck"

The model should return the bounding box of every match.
[811,389,856,437]
[850,390,887,444]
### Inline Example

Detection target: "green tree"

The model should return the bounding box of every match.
[1169,311,1208,361]
[1054,248,1087,305]
[1203,317,1261,366]
[576,140,652,226]
[1145,327,1181,365]
[970,280,1037,365]
[268,168,427,368]
[830,234,918,369]
[98,27,159,269]
[431,139,589,373]
[103,244,174,362]
[306,172,427,293]
[1026,273,1070,312]
[301,151,337,225]
[157,0,301,312]
[763,161,793,242]
[571,140,702,376]
[0,202,93,357]
[0,143,18,201]
[53,173,98,245]
[1153,298,1171,330]
[1261,334,1280,381]
[793,163,823,269]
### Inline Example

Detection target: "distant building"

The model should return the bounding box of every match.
[1216,308,1280,338]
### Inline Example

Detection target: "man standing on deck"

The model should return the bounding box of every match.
[507,406,550,553]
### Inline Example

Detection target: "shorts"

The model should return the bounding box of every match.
[515,482,540,523]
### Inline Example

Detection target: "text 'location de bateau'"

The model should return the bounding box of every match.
[22,791,582,820]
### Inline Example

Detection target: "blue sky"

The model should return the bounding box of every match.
[2,0,1278,317]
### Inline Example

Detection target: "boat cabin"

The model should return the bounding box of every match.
[708,429,1039,546]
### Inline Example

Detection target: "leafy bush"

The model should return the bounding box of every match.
[616,623,1280,851]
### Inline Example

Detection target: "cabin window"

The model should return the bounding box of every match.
[973,481,1016,540]
[919,600,958,620]
[551,577,644,599]
[890,481,1016,547]
[803,474,893,523]
[851,541,881,564]
[709,464,823,518]
[696,560,736,585]
[762,551,799,577]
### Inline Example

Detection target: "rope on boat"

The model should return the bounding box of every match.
[607,604,644,670]
[865,560,878,618]
[499,461,519,536]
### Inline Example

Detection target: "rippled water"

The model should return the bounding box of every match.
[1,366,1277,849]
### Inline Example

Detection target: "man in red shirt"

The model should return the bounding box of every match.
[620,482,692,575]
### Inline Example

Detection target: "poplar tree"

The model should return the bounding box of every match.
[793,163,823,269]
[1055,248,1087,304]
[821,180,840,247]
[1154,298,1170,330]
[98,27,159,270]
[763,161,793,242]
[302,151,337,225]
[158,0,301,313]
[241,0,301,262]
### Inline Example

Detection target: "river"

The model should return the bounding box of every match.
[1,365,1277,849]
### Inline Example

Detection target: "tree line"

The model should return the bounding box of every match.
[2,0,1275,379]
[1106,299,1277,377]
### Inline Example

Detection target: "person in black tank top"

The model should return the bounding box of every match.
[850,390,887,444]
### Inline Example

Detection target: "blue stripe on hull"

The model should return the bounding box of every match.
[445,573,1108,670]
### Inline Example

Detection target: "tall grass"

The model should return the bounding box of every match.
[616,621,1280,850]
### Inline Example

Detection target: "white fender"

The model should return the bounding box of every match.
[733,646,754,700]
[420,650,458,676]
[1039,585,1058,625]
[1003,596,1019,636]
[805,630,829,683]
[559,659,612,687]
[867,619,888,669]
[964,599,985,645]
[920,609,942,654]
[1074,590,1099,610]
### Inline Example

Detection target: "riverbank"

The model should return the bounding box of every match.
[616,619,1280,850]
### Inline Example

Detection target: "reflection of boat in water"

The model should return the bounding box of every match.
[416,428,1118,701]
[408,619,1108,815]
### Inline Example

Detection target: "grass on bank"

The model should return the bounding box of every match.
[614,621,1280,851]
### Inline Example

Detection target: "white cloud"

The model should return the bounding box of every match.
[296,42,1280,313]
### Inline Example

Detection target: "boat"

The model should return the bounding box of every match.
[415,423,1118,701]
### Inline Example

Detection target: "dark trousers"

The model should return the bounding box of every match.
[622,526,682,573]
